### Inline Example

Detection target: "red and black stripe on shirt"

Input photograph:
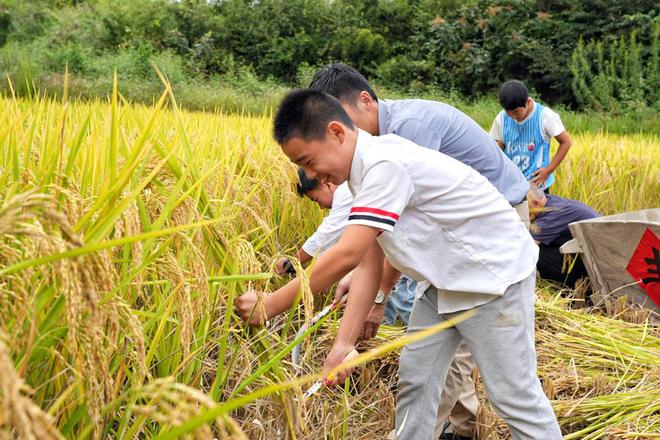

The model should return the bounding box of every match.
[348,207,399,227]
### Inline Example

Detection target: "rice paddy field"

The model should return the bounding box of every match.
[0,80,659,440]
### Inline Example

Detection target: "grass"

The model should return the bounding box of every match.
[2,71,659,135]
[0,78,658,439]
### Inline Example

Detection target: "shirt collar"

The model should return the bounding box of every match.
[377,99,390,136]
[348,129,373,194]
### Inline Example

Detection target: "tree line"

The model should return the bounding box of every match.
[0,0,657,112]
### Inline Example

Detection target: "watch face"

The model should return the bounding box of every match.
[374,291,386,304]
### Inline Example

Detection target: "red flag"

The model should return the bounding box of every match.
[626,228,660,306]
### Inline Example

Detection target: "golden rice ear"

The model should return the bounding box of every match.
[0,331,65,440]
[1,76,658,440]
[289,256,314,330]
[129,377,248,440]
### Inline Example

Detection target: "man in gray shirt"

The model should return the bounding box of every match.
[309,64,531,440]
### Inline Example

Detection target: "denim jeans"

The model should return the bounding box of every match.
[383,276,417,325]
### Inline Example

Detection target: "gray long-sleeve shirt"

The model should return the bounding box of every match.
[378,99,530,205]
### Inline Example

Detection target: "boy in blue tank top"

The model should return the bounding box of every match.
[490,80,572,192]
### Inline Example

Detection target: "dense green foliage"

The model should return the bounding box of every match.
[570,24,659,113]
[0,0,658,113]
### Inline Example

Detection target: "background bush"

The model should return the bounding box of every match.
[570,23,659,114]
[0,0,657,112]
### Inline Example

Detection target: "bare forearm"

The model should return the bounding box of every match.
[379,259,401,295]
[335,244,384,346]
[266,242,366,318]
[297,248,312,265]
[263,278,301,317]
[547,132,572,172]
[548,143,570,172]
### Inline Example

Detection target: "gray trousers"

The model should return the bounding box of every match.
[433,341,477,437]
[395,272,561,440]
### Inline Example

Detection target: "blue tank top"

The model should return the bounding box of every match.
[501,102,554,189]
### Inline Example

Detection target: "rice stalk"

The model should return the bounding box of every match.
[0,82,657,439]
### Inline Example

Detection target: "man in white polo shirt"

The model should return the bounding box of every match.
[309,63,533,438]
[235,89,561,440]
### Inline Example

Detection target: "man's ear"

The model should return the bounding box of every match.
[327,121,346,144]
[358,91,373,108]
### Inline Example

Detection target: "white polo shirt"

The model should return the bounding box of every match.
[302,182,353,257]
[346,130,538,311]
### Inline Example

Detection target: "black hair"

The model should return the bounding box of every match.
[273,88,355,144]
[499,80,529,111]
[295,167,320,197]
[308,63,378,105]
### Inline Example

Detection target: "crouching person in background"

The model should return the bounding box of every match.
[528,186,600,289]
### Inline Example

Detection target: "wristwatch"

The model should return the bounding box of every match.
[374,290,387,305]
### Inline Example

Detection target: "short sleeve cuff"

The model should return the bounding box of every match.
[544,109,566,138]
[548,126,565,138]
[347,207,399,232]
[489,113,504,141]
[301,241,318,257]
